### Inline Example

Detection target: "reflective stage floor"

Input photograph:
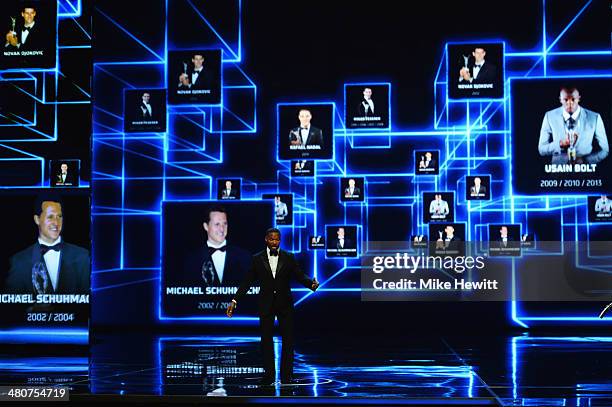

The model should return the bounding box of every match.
[0,332,611,406]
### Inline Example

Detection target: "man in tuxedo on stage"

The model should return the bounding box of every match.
[288,108,324,149]
[459,46,497,84]
[3,193,89,294]
[344,178,361,199]
[187,206,250,287]
[5,4,45,52]
[538,86,609,164]
[54,163,75,186]
[226,228,319,385]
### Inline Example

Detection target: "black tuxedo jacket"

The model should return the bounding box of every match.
[235,249,313,315]
[435,236,461,251]
[470,185,487,195]
[420,159,436,169]
[183,244,250,287]
[138,103,153,119]
[12,22,45,51]
[289,126,324,148]
[464,62,497,84]
[188,68,213,90]
[497,237,515,248]
[55,172,75,186]
[357,99,375,116]
[220,188,238,199]
[330,237,354,250]
[4,242,90,294]
[344,187,361,197]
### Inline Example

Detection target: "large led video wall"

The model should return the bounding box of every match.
[0,0,91,333]
[87,0,611,329]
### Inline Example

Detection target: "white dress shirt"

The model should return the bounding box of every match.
[39,236,62,291]
[142,102,152,116]
[299,127,310,145]
[20,22,35,46]
[207,240,227,283]
[472,61,484,80]
[562,105,581,127]
[266,247,278,278]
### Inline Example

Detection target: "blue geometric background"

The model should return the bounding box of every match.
[91,0,611,328]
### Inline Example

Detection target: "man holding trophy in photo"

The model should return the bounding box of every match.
[538,87,609,165]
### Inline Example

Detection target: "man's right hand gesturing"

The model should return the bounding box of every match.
[226,300,236,318]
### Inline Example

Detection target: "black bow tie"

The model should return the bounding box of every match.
[269,249,279,257]
[208,245,226,254]
[23,27,31,32]
[474,64,482,68]
[40,243,62,254]
[193,70,201,75]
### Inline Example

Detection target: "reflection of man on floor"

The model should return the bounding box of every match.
[538,87,609,164]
